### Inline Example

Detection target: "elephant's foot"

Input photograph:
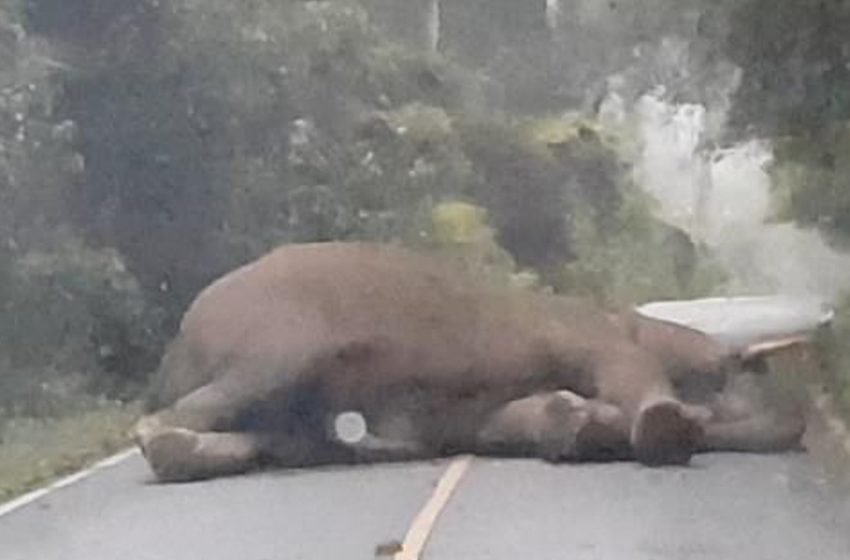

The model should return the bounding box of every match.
[143,427,205,482]
[571,401,631,461]
[536,393,591,462]
[631,399,703,466]
[137,425,261,483]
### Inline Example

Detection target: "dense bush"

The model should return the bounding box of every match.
[557,188,726,306]
[0,4,163,418]
[768,127,850,248]
[721,0,850,139]
[0,238,162,415]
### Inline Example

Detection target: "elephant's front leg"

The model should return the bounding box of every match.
[698,374,806,453]
[474,392,632,462]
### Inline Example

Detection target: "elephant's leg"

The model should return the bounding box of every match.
[546,322,703,465]
[698,372,806,453]
[137,428,269,482]
[700,412,805,453]
[699,388,805,453]
[137,417,433,483]
[474,392,585,460]
[549,388,802,458]
[568,398,634,461]
[134,372,321,482]
[474,392,632,462]
[136,375,265,439]
[591,347,704,465]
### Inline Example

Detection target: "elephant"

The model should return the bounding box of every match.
[134,242,790,482]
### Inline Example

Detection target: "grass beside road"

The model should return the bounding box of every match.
[0,401,140,503]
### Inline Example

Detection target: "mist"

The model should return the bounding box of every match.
[636,89,850,300]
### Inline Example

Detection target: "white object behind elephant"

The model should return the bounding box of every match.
[637,296,833,351]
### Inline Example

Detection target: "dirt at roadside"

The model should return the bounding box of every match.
[762,343,850,489]
[803,389,850,490]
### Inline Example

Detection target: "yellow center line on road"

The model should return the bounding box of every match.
[393,455,474,560]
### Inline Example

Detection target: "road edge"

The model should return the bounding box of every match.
[804,387,850,486]
[0,447,139,518]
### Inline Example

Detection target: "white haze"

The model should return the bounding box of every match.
[631,87,850,303]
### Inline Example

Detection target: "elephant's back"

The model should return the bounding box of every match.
[182,241,482,349]
[163,243,509,396]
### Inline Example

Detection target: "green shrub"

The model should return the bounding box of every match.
[0,237,163,415]
[769,126,850,247]
[557,189,727,306]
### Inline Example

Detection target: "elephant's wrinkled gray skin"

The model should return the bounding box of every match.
[134,242,749,483]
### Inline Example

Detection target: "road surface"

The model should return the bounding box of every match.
[1,451,849,560]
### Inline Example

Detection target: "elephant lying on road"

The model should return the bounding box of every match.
[134,242,818,482]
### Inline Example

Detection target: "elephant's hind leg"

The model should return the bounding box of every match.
[134,373,315,482]
[135,421,267,482]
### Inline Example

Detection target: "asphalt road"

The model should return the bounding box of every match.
[1,452,849,560]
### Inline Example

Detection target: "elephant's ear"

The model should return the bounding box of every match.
[738,334,816,375]
[740,334,813,360]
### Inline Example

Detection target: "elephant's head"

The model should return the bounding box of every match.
[633,296,834,400]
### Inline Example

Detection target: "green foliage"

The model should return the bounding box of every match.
[817,294,850,419]
[54,0,287,312]
[812,293,850,419]
[422,200,541,290]
[713,0,850,248]
[723,0,850,138]
[0,8,163,417]
[0,237,163,415]
[457,117,573,268]
[0,18,78,251]
[0,401,137,502]
[557,187,726,306]
[45,0,484,314]
[769,125,850,246]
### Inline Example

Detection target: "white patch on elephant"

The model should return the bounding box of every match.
[334,411,368,444]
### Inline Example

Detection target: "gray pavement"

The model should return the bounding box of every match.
[0,454,446,560]
[429,453,850,560]
[1,452,849,560]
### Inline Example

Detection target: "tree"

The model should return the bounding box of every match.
[723,0,850,138]
[719,0,850,245]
